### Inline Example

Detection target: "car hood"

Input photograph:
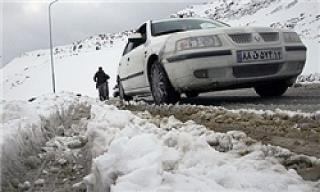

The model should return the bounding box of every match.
[171,26,281,38]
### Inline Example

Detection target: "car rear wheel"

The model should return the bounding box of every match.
[254,81,289,97]
[185,92,199,98]
[118,79,132,101]
[150,61,180,105]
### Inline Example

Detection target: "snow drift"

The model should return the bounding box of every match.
[297,73,320,83]
[0,93,92,190]
[1,93,319,191]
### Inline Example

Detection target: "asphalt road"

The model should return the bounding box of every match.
[181,86,320,112]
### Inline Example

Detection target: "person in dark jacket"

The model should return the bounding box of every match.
[93,67,110,101]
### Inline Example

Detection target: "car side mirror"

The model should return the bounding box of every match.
[128,33,144,43]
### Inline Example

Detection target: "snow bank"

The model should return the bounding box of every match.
[297,73,320,83]
[0,100,43,186]
[84,104,320,191]
[0,92,91,189]
[1,93,319,191]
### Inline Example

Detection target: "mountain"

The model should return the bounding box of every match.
[1,0,319,101]
[0,32,131,101]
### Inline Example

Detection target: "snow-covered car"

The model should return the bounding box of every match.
[117,18,307,104]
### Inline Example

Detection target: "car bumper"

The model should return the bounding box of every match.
[162,45,307,92]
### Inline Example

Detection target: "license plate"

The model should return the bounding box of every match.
[237,48,282,63]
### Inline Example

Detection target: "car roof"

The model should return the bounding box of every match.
[151,17,215,24]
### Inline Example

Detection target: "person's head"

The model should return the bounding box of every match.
[98,67,103,71]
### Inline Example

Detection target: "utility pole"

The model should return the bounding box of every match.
[49,0,59,93]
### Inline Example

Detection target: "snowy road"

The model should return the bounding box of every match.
[121,86,320,160]
[181,86,320,112]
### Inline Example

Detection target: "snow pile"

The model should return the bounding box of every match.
[297,73,320,83]
[84,103,320,191]
[1,95,320,191]
[0,93,92,189]
[0,100,44,182]
[173,0,320,74]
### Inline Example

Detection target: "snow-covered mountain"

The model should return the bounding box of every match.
[1,0,319,101]
[0,32,131,101]
[173,0,319,40]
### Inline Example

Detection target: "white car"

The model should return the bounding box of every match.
[117,18,307,104]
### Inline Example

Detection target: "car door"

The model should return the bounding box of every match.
[126,23,148,93]
[119,42,133,91]
[120,41,145,92]
[126,43,146,92]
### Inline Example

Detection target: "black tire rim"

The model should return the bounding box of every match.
[151,64,167,103]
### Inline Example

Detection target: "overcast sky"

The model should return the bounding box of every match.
[2,0,210,67]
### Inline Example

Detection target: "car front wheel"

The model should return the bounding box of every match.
[254,81,289,97]
[150,61,180,105]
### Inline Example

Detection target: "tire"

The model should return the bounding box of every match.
[185,92,199,98]
[150,61,180,105]
[118,79,132,101]
[254,81,289,98]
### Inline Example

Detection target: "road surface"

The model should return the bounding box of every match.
[122,86,320,160]
[182,86,320,112]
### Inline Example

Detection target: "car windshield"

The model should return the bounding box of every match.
[151,19,228,36]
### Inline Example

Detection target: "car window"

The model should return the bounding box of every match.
[122,42,133,56]
[138,23,147,41]
[136,23,147,45]
[122,23,147,56]
[122,40,144,56]
[151,19,228,36]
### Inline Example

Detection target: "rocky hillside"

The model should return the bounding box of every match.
[172,0,319,41]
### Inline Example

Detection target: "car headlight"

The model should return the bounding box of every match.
[176,35,222,51]
[283,32,301,43]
